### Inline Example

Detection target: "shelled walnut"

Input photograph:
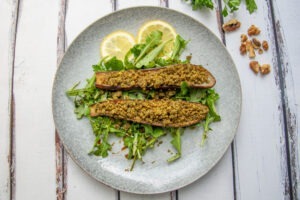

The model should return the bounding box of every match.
[262,40,269,51]
[222,19,241,32]
[241,34,248,42]
[248,25,261,36]
[240,43,247,55]
[249,61,260,74]
[260,64,271,74]
[252,38,261,49]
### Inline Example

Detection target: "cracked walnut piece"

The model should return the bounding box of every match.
[223,19,241,32]
[241,34,248,42]
[248,25,261,36]
[262,40,269,51]
[240,43,247,55]
[260,64,271,74]
[252,38,261,49]
[249,61,260,74]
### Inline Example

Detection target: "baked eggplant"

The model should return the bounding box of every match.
[90,99,209,127]
[95,64,216,90]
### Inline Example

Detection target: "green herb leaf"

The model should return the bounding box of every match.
[103,56,124,71]
[134,30,162,64]
[180,81,189,96]
[187,0,214,10]
[245,0,257,14]
[168,128,183,162]
[171,35,188,60]
[136,39,172,68]
[222,7,229,17]
[206,89,221,121]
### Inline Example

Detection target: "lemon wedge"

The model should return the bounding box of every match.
[137,20,177,56]
[100,31,135,60]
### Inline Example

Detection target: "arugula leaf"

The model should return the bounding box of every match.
[245,0,257,14]
[152,127,166,138]
[74,104,89,119]
[136,39,172,68]
[168,128,184,162]
[103,56,124,71]
[201,114,215,146]
[134,30,162,64]
[180,81,189,96]
[171,35,188,60]
[206,89,221,121]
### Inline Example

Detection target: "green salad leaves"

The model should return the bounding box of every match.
[186,0,257,17]
[67,31,221,170]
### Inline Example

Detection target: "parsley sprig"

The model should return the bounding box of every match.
[186,0,257,17]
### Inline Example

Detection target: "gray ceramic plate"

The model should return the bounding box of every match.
[52,6,241,194]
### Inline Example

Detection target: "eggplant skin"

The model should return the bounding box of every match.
[95,64,216,91]
[90,99,209,128]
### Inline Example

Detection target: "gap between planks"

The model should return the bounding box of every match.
[56,0,68,200]
[8,0,21,199]
[269,0,298,199]
[215,1,238,200]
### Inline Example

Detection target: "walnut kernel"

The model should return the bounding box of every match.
[258,48,264,54]
[252,38,261,49]
[260,64,271,74]
[249,61,260,74]
[262,40,269,51]
[248,25,261,36]
[240,43,247,55]
[246,41,256,58]
[241,34,248,42]
[222,19,241,32]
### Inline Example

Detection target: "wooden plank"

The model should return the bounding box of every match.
[168,1,234,199]
[64,0,116,199]
[116,1,172,199]
[13,0,58,199]
[56,0,67,199]
[270,0,299,198]
[221,1,291,199]
[116,0,159,10]
[0,0,19,199]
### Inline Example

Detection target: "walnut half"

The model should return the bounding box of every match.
[248,25,261,36]
[223,19,241,32]
[249,61,260,74]
[260,64,271,74]
[262,40,269,51]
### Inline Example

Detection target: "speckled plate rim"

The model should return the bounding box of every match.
[52,6,242,194]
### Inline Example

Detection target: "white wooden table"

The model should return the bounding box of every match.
[1,0,299,199]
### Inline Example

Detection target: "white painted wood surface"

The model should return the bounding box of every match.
[0,0,18,199]
[64,1,116,199]
[272,1,299,198]
[13,0,58,199]
[223,1,290,199]
[0,0,298,199]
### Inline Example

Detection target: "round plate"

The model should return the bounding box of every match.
[52,6,241,194]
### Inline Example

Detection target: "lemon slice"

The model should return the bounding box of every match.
[100,31,135,60]
[137,20,177,57]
